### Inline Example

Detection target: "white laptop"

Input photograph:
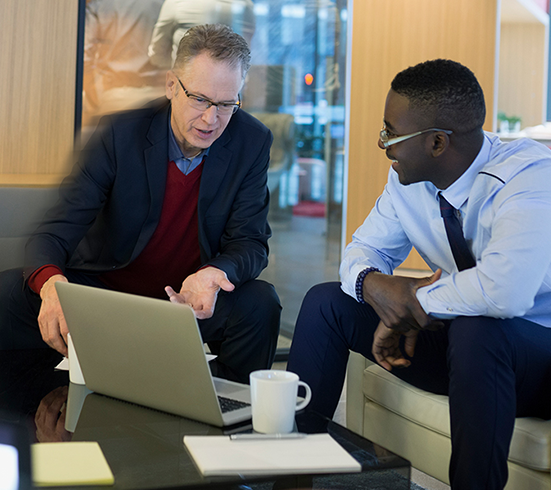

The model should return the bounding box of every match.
[55,282,252,427]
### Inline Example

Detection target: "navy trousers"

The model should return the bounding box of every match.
[287,282,551,490]
[0,267,281,384]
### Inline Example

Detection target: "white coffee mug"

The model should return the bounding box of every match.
[249,370,312,434]
[67,332,85,385]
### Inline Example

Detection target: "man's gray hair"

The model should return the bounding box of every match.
[173,24,251,80]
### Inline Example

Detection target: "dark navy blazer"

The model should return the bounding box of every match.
[25,99,273,288]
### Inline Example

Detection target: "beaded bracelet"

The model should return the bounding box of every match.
[355,267,381,304]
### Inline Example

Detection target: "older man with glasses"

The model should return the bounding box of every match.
[0,24,281,385]
[288,59,551,490]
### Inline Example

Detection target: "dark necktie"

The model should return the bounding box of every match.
[439,194,476,271]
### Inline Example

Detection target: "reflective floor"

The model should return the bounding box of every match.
[260,214,341,338]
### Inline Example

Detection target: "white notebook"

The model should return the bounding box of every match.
[184,433,362,476]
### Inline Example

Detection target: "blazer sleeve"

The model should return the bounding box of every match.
[24,118,119,278]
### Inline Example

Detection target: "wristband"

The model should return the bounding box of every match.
[355,267,381,304]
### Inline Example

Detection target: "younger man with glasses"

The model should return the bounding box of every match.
[288,59,551,490]
[0,24,280,384]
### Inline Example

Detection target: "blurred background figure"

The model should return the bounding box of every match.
[148,0,255,69]
[82,0,166,131]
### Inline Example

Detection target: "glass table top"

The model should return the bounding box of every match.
[1,349,410,490]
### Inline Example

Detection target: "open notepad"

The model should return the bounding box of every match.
[184,433,362,476]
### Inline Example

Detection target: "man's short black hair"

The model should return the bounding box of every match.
[391,59,486,133]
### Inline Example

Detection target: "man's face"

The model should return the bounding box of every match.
[166,53,243,158]
[378,90,438,186]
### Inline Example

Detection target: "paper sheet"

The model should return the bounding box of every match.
[184,433,362,476]
[55,357,69,371]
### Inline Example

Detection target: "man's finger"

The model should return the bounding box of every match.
[385,356,411,369]
[372,348,390,370]
[165,286,187,304]
[417,268,442,288]
[218,277,235,292]
[408,299,439,331]
[404,268,443,331]
[403,330,419,358]
[41,318,67,356]
[59,315,69,347]
[51,331,68,357]
[377,359,393,371]
[194,302,215,320]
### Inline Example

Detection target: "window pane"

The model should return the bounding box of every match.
[246,0,348,338]
[80,0,348,340]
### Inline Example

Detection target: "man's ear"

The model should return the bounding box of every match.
[430,131,450,157]
[165,71,176,100]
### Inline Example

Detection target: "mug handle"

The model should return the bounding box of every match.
[295,380,312,411]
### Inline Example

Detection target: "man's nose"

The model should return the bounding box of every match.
[377,137,385,150]
[202,105,218,124]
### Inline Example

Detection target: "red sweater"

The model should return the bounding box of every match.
[29,161,203,299]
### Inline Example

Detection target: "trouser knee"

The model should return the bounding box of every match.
[302,282,342,312]
[202,279,281,382]
[295,282,348,332]
[228,279,281,335]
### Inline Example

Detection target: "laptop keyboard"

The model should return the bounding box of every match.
[218,396,251,413]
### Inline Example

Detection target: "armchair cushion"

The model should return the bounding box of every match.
[347,352,551,488]
[363,363,551,472]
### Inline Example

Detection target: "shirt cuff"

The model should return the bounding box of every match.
[27,265,64,295]
[416,283,458,319]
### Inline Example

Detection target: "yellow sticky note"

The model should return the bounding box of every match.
[32,441,114,486]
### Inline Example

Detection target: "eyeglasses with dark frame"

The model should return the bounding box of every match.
[176,76,241,115]
[380,124,453,148]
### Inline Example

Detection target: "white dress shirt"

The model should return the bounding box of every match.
[340,132,551,327]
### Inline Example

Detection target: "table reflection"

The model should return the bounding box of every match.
[0,349,410,490]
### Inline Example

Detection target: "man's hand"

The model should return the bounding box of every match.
[372,321,419,371]
[362,269,444,332]
[165,267,235,319]
[38,274,69,356]
[34,386,72,442]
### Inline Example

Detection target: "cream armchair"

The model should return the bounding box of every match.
[346,352,551,489]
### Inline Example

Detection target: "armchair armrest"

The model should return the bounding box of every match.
[346,351,373,434]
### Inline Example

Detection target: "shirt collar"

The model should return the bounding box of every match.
[440,133,492,209]
[167,118,209,163]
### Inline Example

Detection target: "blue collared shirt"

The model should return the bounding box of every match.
[168,122,209,174]
[340,132,551,327]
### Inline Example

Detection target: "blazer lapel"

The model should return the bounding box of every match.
[131,102,170,261]
[198,129,232,216]
[197,128,232,261]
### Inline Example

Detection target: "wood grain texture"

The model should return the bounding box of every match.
[0,0,78,180]
[347,0,499,269]
[499,22,548,128]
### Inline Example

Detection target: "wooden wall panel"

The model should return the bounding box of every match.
[0,0,79,184]
[346,0,499,269]
[498,22,548,128]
